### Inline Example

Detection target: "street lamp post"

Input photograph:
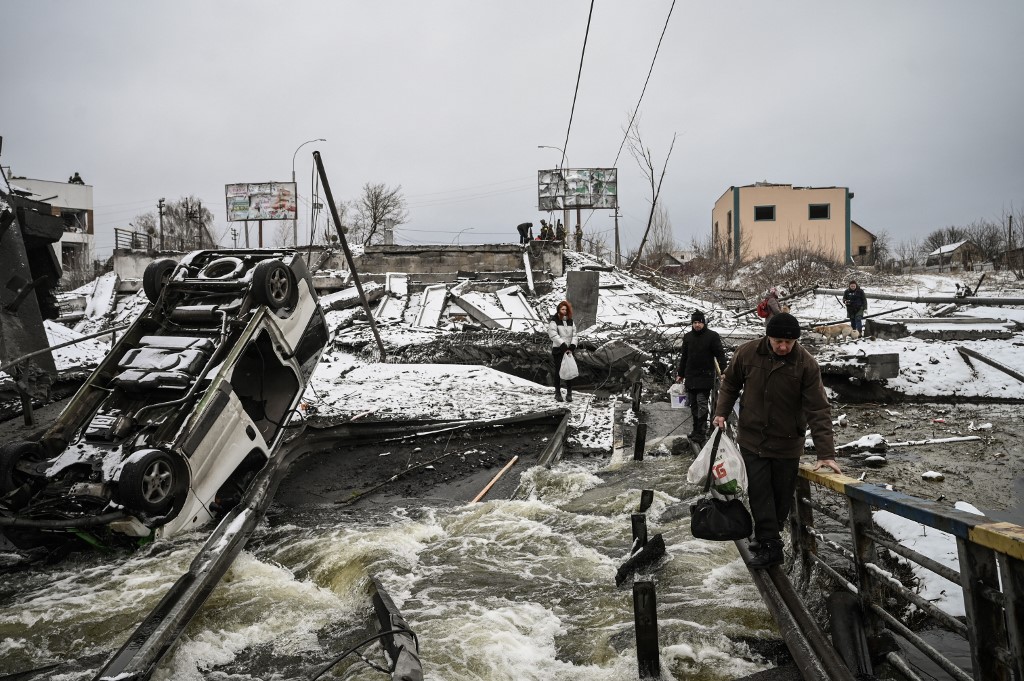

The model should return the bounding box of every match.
[451,227,473,245]
[292,138,326,247]
[537,145,570,245]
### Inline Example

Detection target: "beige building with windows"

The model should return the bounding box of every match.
[711,182,876,264]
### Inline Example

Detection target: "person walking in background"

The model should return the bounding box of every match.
[547,300,578,402]
[712,312,841,569]
[762,287,783,323]
[842,280,867,334]
[517,222,533,244]
[675,310,727,446]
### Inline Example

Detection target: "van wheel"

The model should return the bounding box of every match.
[143,259,178,303]
[252,259,296,310]
[119,449,186,515]
[0,441,45,495]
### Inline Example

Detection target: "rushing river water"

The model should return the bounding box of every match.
[0,449,783,681]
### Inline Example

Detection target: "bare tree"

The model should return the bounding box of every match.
[132,196,215,251]
[624,121,677,274]
[645,204,677,264]
[965,219,1005,262]
[893,237,923,270]
[354,183,409,245]
[922,225,970,253]
[872,229,892,268]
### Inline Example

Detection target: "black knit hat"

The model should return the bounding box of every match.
[766,312,801,339]
[691,310,706,324]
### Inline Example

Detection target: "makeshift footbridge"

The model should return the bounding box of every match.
[620,400,1023,681]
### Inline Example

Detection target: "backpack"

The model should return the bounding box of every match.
[755,298,770,318]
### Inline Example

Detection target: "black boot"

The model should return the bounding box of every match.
[565,384,573,402]
[555,387,564,402]
[747,539,784,569]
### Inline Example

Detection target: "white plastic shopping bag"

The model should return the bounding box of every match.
[667,381,687,409]
[559,353,580,381]
[686,427,748,495]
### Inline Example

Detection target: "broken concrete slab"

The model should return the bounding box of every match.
[320,281,385,311]
[866,318,1015,341]
[820,353,900,381]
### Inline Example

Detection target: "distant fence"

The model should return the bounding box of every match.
[113,228,153,251]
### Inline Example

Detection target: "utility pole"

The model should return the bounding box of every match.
[231,227,238,248]
[613,208,622,267]
[157,198,165,251]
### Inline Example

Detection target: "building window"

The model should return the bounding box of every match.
[858,245,867,255]
[809,203,830,220]
[754,205,775,221]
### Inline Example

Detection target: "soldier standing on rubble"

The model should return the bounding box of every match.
[712,312,841,569]
[547,300,578,402]
[675,310,727,446]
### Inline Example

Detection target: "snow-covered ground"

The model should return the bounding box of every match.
[3,257,1021,622]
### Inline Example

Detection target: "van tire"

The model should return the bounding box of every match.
[143,259,178,303]
[0,441,45,495]
[119,449,186,516]
[252,259,296,310]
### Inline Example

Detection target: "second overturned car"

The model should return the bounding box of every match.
[0,249,328,549]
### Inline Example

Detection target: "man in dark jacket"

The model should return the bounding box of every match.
[517,222,533,244]
[675,310,727,445]
[842,280,867,334]
[712,312,841,569]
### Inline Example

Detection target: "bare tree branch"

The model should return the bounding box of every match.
[626,123,677,274]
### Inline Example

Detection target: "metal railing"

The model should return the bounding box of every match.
[792,466,1024,681]
[114,228,153,251]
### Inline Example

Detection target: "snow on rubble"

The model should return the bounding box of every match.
[4,255,1022,411]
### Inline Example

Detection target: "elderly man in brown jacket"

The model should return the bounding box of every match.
[712,312,841,569]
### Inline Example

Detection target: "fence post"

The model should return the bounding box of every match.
[848,498,884,640]
[633,580,660,679]
[793,476,817,586]
[631,513,648,550]
[633,421,647,461]
[958,539,1011,681]
[996,553,1024,680]
[639,489,654,513]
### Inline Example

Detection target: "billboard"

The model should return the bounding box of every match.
[225,182,297,221]
[538,168,617,211]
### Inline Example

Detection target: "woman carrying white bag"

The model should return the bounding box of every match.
[547,300,578,402]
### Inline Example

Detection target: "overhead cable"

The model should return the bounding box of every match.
[560,0,596,170]
[611,0,677,167]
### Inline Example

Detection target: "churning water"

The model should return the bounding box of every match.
[1,452,779,680]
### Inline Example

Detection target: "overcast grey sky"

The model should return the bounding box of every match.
[3,1,1022,259]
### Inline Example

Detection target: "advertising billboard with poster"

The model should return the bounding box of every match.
[537,168,617,211]
[225,182,297,221]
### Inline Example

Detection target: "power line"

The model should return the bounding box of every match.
[612,0,677,167]
[561,0,596,169]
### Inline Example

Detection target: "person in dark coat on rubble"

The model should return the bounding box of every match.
[517,222,533,244]
[675,310,727,445]
[712,312,841,569]
[842,280,867,334]
[547,300,578,402]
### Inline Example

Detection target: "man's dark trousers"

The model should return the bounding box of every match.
[740,447,800,541]
[687,389,710,438]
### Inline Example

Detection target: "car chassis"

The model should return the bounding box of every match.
[0,249,328,549]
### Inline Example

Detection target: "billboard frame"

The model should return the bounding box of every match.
[537,168,618,211]
[225,181,297,222]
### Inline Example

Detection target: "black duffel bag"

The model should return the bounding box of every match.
[690,429,753,541]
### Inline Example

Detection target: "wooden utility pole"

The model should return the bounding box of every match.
[614,208,622,267]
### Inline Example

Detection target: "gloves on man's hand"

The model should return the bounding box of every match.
[569,344,577,351]
[559,342,567,350]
